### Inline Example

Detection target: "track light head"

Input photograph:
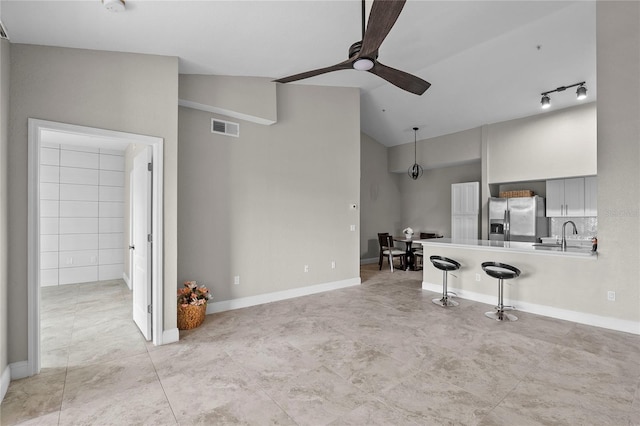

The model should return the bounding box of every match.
[541,95,551,109]
[540,81,586,109]
[576,85,587,100]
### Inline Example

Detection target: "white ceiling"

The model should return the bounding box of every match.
[0,0,596,147]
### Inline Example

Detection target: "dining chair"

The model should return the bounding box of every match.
[413,232,438,269]
[378,233,405,272]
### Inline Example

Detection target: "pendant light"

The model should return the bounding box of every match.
[408,127,423,180]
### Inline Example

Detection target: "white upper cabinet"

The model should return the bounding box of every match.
[452,182,479,240]
[546,176,596,217]
[584,176,598,216]
[451,182,479,215]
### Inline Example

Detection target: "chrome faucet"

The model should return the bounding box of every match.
[561,220,578,251]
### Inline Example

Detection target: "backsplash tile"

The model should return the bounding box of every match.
[549,216,598,240]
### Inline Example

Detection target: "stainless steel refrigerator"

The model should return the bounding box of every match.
[488,196,548,242]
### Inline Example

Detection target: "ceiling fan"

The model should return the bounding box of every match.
[274,0,431,96]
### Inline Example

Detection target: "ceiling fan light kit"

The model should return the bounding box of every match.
[274,0,430,96]
[353,58,374,71]
[103,0,125,13]
[540,81,587,109]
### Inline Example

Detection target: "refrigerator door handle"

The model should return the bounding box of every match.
[504,210,510,241]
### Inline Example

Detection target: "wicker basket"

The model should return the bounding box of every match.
[177,303,206,330]
[499,190,535,198]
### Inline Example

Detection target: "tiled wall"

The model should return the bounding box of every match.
[549,216,598,241]
[40,143,126,286]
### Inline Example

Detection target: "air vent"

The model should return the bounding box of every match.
[0,21,9,40]
[211,119,239,138]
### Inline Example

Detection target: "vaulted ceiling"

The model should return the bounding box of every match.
[0,0,596,146]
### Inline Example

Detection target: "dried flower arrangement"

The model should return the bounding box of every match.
[177,280,212,307]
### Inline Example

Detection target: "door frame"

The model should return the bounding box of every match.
[27,118,165,376]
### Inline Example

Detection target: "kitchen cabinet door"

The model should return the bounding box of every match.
[452,215,478,240]
[584,176,597,216]
[546,177,588,217]
[546,179,565,216]
[451,182,479,215]
[564,177,585,216]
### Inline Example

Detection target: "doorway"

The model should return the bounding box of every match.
[27,119,164,376]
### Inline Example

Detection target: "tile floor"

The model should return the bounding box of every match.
[2,265,640,425]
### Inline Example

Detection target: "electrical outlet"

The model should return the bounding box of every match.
[475,273,481,282]
[304,265,309,273]
[331,261,336,269]
[607,291,615,301]
[233,276,240,285]
[350,225,356,231]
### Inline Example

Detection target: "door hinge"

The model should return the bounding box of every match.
[147,304,152,314]
[147,162,153,172]
[147,234,152,243]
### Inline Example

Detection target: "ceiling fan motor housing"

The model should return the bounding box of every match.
[348,41,377,62]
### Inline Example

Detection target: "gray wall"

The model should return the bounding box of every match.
[388,127,482,173]
[178,83,361,301]
[400,162,481,238]
[594,1,640,323]
[0,39,9,392]
[360,132,481,260]
[360,133,402,259]
[487,102,596,183]
[7,45,179,363]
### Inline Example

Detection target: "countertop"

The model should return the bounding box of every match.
[418,238,597,258]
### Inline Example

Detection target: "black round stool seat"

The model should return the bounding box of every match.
[481,261,521,321]
[430,256,461,272]
[481,262,520,280]
[429,256,461,307]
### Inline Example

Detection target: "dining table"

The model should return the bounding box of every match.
[393,236,421,271]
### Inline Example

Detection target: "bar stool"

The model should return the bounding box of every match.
[429,256,461,307]
[481,261,521,321]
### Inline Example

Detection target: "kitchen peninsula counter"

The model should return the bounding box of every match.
[419,238,597,258]
[419,237,607,332]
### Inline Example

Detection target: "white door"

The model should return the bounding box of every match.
[132,146,152,340]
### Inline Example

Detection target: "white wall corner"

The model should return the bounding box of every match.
[161,328,179,345]
[8,361,29,381]
[1,364,11,402]
[206,278,361,315]
[122,272,131,290]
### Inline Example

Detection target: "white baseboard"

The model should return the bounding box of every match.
[122,272,131,290]
[422,280,640,335]
[161,328,179,345]
[207,277,361,315]
[9,361,29,381]
[360,257,378,265]
[1,364,10,402]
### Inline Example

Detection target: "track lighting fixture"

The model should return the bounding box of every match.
[540,82,587,109]
[408,127,423,180]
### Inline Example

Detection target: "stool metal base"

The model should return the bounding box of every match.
[433,297,459,307]
[485,309,518,321]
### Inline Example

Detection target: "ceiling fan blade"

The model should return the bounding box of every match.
[369,62,431,95]
[274,60,353,84]
[359,0,406,58]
